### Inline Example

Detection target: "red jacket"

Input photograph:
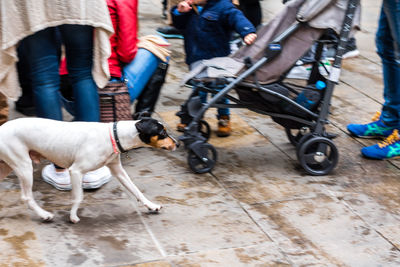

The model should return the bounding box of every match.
[107,0,138,78]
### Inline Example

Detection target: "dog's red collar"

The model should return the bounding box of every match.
[109,126,119,154]
[109,122,127,154]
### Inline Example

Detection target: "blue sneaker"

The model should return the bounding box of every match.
[361,129,400,160]
[347,112,397,138]
[156,26,184,39]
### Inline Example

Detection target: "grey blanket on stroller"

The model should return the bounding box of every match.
[181,0,360,86]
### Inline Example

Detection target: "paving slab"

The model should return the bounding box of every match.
[246,197,400,266]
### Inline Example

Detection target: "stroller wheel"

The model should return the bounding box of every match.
[285,127,310,146]
[296,133,313,158]
[188,143,217,174]
[199,120,211,141]
[297,137,338,176]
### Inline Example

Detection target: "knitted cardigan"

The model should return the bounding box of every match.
[0,0,114,100]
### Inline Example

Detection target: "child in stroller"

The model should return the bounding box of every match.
[171,0,257,137]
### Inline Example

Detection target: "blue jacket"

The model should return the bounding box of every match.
[171,0,256,65]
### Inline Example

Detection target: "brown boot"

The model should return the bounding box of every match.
[216,115,231,137]
[177,122,187,132]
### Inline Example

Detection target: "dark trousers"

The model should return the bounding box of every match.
[239,0,262,28]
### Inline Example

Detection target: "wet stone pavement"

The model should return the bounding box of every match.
[1,0,400,266]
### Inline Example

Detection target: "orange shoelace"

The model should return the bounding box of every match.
[371,111,381,122]
[378,129,400,148]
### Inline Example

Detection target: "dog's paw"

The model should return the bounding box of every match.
[145,203,162,213]
[70,215,80,224]
[41,212,54,222]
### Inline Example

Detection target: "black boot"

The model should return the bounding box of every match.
[134,62,169,117]
[15,41,36,116]
[15,85,36,116]
[175,88,202,132]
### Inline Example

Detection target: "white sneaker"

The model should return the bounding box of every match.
[82,166,112,189]
[342,49,360,59]
[286,65,310,79]
[42,164,111,190]
[42,164,72,191]
[325,48,360,61]
[286,61,331,80]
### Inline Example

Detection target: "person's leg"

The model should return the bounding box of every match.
[378,1,400,127]
[347,6,399,138]
[162,0,168,19]
[123,48,161,102]
[58,24,111,187]
[217,106,230,118]
[15,40,36,116]
[167,0,181,25]
[134,61,169,116]
[59,24,100,122]
[23,28,74,184]
[239,0,262,28]
[359,3,400,160]
[216,97,231,137]
[214,83,230,118]
[156,0,184,39]
[23,27,63,120]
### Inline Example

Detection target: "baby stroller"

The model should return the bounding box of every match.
[176,0,360,176]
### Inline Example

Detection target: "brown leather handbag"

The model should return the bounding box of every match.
[98,81,132,122]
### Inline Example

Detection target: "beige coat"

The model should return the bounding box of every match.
[0,92,8,125]
[0,0,114,100]
[138,35,171,63]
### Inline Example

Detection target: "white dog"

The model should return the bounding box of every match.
[0,117,177,223]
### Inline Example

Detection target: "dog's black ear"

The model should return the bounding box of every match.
[135,118,159,144]
[135,118,149,134]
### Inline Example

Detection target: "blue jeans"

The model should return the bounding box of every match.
[376,1,400,127]
[189,62,230,117]
[198,90,230,117]
[23,25,100,121]
[122,48,162,102]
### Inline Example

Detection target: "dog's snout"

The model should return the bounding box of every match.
[169,142,177,151]
[161,144,175,151]
[169,135,179,148]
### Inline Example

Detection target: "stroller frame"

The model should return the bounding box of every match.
[178,0,360,176]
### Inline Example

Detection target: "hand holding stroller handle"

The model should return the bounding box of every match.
[265,43,282,58]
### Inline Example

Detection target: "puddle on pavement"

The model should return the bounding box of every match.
[1,214,28,220]
[185,191,216,199]
[139,169,153,176]
[3,231,44,266]
[98,235,128,250]
[155,196,188,206]
[234,247,264,265]
[0,228,8,236]
[66,252,88,266]
[307,180,337,186]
